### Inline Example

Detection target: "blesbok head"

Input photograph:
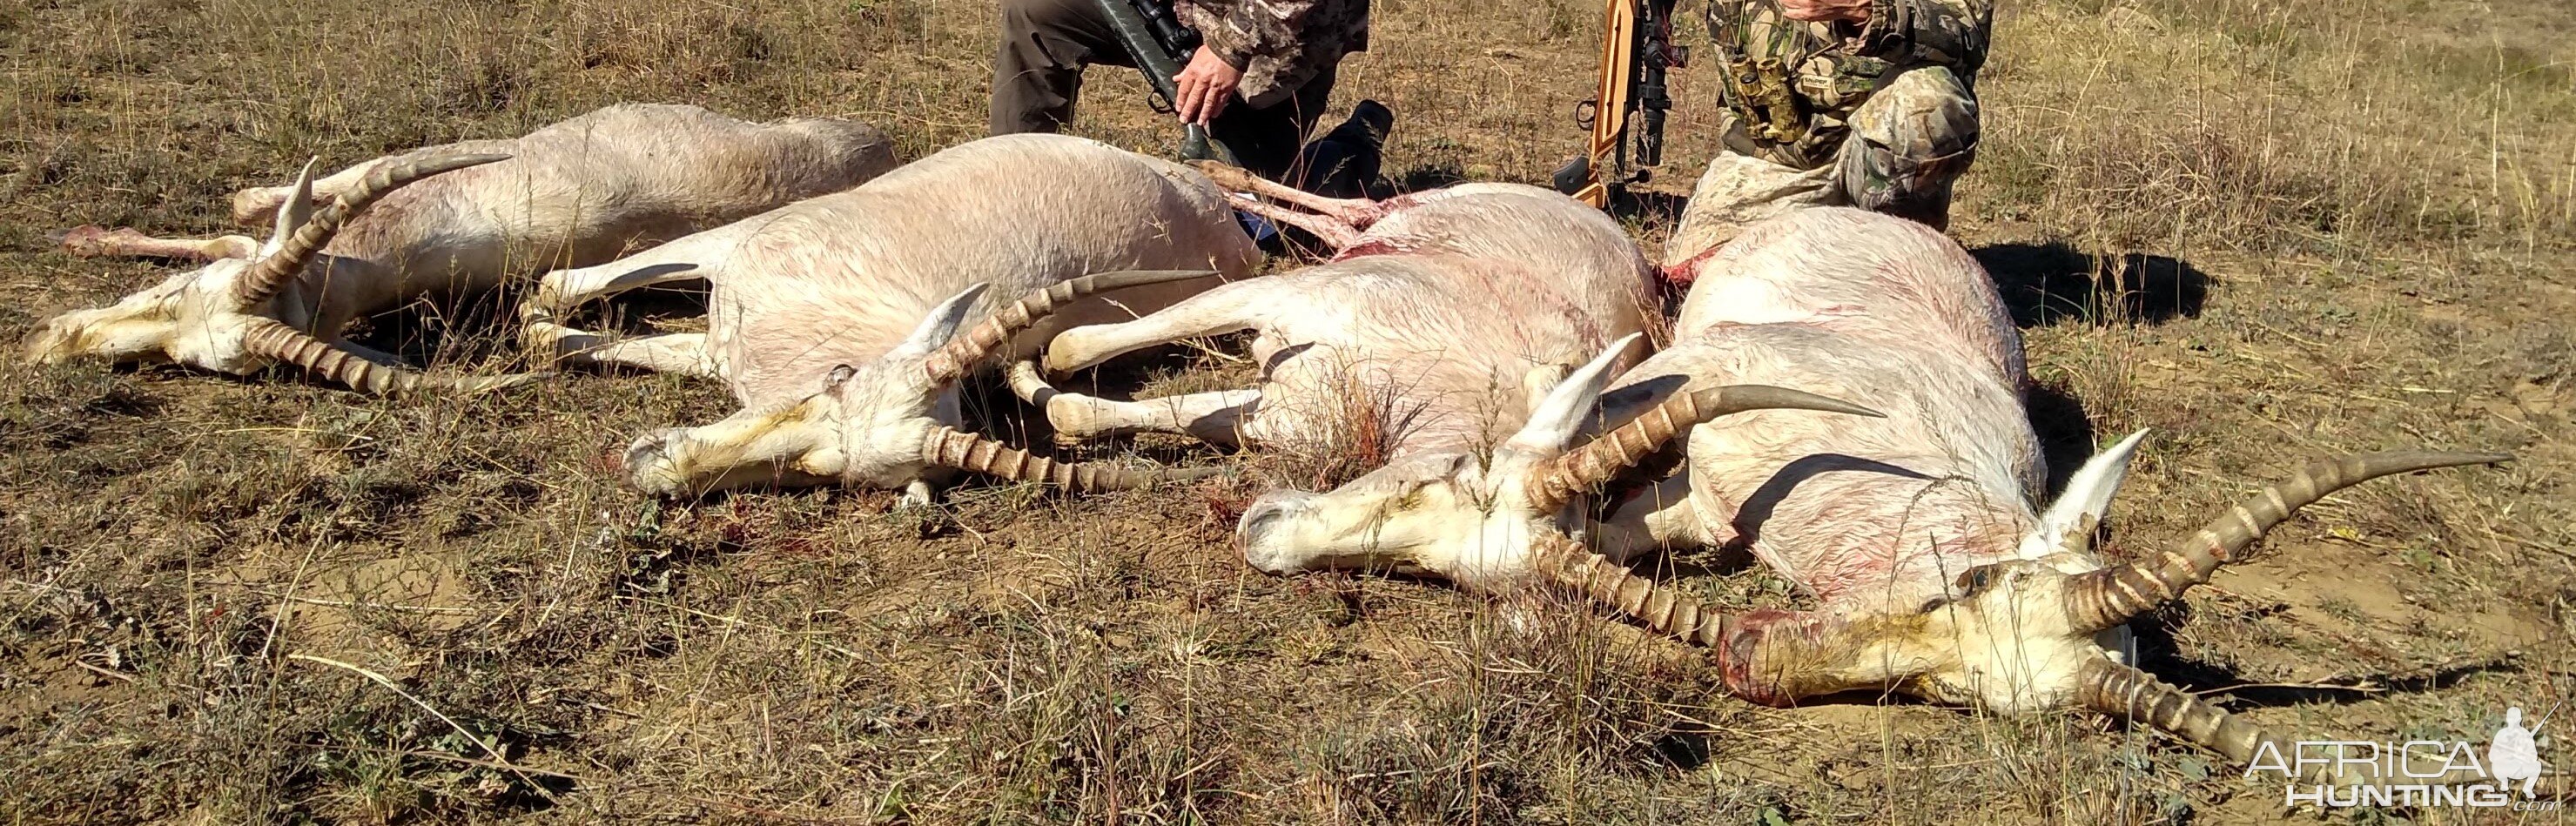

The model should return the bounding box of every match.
[24,153,512,394]
[1234,332,1885,588]
[622,270,1227,501]
[1531,445,2509,777]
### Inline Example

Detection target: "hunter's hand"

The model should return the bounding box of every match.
[1778,0,1871,22]
[1173,46,1242,125]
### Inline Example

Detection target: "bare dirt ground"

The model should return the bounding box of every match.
[3,0,2572,823]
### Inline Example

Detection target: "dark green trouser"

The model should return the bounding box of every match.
[989,0,1337,182]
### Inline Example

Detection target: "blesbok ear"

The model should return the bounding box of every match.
[1503,332,1642,455]
[2021,428,2150,559]
[259,158,321,259]
[889,283,992,360]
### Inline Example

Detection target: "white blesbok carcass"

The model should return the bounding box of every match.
[1252,205,2511,780]
[1029,164,1879,583]
[544,133,1263,502]
[24,103,898,394]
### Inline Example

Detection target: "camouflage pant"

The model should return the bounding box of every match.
[1664,66,1979,266]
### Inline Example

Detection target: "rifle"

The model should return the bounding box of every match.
[1552,0,1685,209]
[1093,0,1242,165]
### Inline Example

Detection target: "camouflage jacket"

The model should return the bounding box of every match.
[1174,0,1370,109]
[1707,0,1992,168]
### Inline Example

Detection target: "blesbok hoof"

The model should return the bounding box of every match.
[1005,361,1125,445]
[522,320,578,359]
[895,480,937,510]
[517,284,575,324]
[1042,403,1114,446]
[55,225,118,257]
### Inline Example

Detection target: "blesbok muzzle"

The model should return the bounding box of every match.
[1227,378,1884,582]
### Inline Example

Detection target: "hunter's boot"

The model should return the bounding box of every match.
[1292,100,1394,199]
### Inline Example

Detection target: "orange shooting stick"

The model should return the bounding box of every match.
[1575,0,1639,208]
[1557,0,1679,210]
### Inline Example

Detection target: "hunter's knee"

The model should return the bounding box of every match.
[999,0,1096,37]
[1842,67,1980,218]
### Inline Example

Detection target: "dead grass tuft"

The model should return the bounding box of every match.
[1249,354,1434,492]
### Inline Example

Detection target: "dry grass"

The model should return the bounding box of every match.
[3,0,2573,823]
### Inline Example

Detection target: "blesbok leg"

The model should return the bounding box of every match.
[1050,386,1263,446]
[1187,161,1383,225]
[227,158,392,226]
[523,261,708,323]
[1229,199,1364,250]
[233,140,515,225]
[56,226,259,261]
[1042,277,1298,374]
[527,322,719,378]
[521,212,768,322]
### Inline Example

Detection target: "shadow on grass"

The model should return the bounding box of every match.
[2027,379,2099,501]
[1608,187,1689,228]
[2126,604,2526,710]
[361,279,715,373]
[1393,162,1467,194]
[1972,241,2212,327]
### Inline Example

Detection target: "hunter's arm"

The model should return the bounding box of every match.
[1179,0,1368,108]
[1854,0,1992,71]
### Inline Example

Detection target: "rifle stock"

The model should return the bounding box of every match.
[1094,0,1241,165]
[1556,0,1681,209]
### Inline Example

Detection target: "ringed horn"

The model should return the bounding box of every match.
[1523,385,1886,511]
[2061,450,2514,634]
[916,268,1231,492]
[1528,449,2512,784]
[240,318,535,397]
[230,151,521,396]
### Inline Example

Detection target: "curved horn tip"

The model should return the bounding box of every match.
[1160,464,1233,483]
[1070,268,1222,292]
[1098,461,1234,490]
[391,152,515,180]
[434,371,553,397]
[2352,449,2516,467]
[1702,385,1887,420]
[441,151,515,168]
[2318,449,2518,481]
[1813,396,1887,419]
